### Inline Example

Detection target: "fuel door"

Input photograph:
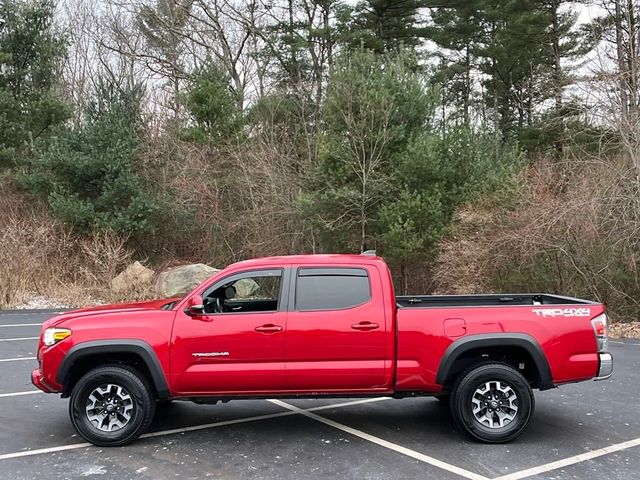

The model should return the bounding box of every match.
[444,318,467,338]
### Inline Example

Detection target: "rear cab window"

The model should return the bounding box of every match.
[295,267,371,311]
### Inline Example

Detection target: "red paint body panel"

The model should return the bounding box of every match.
[395,304,603,392]
[32,254,605,400]
[170,308,287,394]
[285,262,391,391]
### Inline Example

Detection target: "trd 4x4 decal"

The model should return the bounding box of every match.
[532,307,591,317]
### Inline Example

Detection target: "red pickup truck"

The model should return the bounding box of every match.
[32,253,613,446]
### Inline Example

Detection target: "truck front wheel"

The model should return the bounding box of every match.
[69,365,156,446]
[450,363,534,443]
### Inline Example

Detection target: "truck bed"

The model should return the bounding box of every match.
[396,293,598,308]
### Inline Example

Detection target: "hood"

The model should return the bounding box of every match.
[43,297,181,329]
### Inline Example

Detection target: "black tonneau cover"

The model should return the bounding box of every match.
[396,293,598,308]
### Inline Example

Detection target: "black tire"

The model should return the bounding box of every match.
[450,363,534,443]
[69,365,156,447]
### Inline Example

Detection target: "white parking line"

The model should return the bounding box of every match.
[0,391,43,398]
[0,324,42,328]
[0,337,39,342]
[306,397,390,412]
[0,397,386,461]
[0,442,92,461]
[269,399,490,480]
[493,436,640,480]
[0,357,36,362]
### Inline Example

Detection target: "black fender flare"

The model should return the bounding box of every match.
[56,339,170,399]
[435,333,555,390]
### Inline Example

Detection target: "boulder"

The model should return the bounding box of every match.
[234,278,259,298]
[111,261,155,293]
[155,263,219,297]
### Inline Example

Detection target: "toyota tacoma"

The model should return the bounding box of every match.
[32,253,613,446]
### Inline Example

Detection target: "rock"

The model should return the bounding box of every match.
[155,263,219,297]
[110,261,154,293]
[234,278,259,298]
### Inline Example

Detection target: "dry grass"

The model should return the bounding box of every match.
[0,185,155,309]
[432,156,640,323]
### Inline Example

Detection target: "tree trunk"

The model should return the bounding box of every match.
[551,0,563,113]
[627,0,638,114]
[616,0,630,120]
[464,46,471,126]
[551,0,564,155]
[400,263,408,295]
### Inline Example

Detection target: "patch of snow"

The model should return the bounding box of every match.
[12,295,70,310]
[9,293,106,310]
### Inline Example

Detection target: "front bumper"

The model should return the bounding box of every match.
[31,368,53,393]
[595,352,613,381]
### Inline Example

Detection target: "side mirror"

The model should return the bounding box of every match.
[184,295,205,317]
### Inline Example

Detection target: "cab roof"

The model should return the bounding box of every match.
[226,253,385,270]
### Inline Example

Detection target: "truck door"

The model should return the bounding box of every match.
[285,266,389,391]
[170,268,288,394]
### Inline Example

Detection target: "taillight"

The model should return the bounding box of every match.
[591,313,608,352]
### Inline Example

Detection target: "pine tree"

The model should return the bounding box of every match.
[260,0,341,103]
[183,63,240,142]
[535,1,591,153]
[0,0,68,168]
[21,80,162,239]
[343,0,425,53]
[136,0,193,124]
[425,0,589,148]
[301,49,518,284]
[425,1,484,126]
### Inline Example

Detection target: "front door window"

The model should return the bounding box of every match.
[203,270,282,314]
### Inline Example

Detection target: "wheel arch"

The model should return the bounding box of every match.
[56,339,170,400]
[436,333,555,391]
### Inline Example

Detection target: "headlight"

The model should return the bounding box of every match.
[43,328,71,346]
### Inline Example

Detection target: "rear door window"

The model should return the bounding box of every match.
[295,268,371,311]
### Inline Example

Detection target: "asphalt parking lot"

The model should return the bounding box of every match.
[1,310,639,480]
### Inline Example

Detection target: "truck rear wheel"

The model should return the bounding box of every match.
[450,363,534,443]
[69,365,156,446]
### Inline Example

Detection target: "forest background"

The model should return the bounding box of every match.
[1,0,639,326]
